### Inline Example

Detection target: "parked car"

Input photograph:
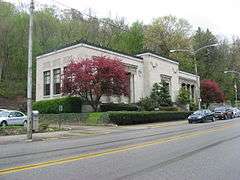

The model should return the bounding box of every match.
[214,106,233,120]
[188,109,215,123]
[0,110,27,127]
[232,107,240,118]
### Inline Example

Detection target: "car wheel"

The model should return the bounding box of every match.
[212,117,216,122]
[224,115,228,120]
[203,118,207,123]
[23,121,27,127]
[1,121,7,127]
[188,120,192,124]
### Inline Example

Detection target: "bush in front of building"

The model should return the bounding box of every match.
[99,103,139,112]
[189,101,198,111]
[177,88,190,105]
[158,106,178,111]
[39,112,109,125]
[138,81,174,111]
[150,81,173,107]
[138,98,178,111]
[138,97,156,111]
[33,97,82,114]
[108,111,192,125]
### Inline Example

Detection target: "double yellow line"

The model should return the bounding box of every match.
[0,123,234,176]
[146,121,186,128]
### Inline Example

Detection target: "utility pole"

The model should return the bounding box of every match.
[27,0,34,140]
[224,70,240,107]
[234,80,238,106]
[193,56,201,110]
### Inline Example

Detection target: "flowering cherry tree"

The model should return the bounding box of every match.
[62,56,129,111]
[201,79,225,107]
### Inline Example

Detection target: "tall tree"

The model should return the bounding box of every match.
[0,1,16,81]
[144,15,192,57]
[192,27,218,79]
[201,79,224,107]
[115,21,144,54]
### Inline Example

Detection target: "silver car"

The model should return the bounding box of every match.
[0,110,27,127]
[232,108,240,118]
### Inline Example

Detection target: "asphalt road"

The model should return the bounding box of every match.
[1,118,240,180]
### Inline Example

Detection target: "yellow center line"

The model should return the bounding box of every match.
[0,123,235,176]
[146,121,187,128]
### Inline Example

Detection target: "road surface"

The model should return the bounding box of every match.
[1,119,240,180]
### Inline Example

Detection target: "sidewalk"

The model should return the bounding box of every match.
[0,125,118,145]
[0,120,187,145]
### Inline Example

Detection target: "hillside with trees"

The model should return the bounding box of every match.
[0,0,240,106]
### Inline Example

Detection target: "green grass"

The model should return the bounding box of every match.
[86,112,103,125]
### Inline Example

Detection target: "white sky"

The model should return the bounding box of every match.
[7,0,240,39]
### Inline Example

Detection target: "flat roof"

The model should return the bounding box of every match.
[36,39,143,61]
[136,52,179,65]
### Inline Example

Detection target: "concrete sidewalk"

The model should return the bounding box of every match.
[0,125,118,145]
[0,121,187,145]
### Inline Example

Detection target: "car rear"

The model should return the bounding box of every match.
[214,107,227,120]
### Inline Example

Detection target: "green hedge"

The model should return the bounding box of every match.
[108,111,192,125]
[33,97,82,114]
[158,106,178,111]
[39,112,108,125]
[99,103,139,112]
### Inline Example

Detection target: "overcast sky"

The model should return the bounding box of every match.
[8,0,240,39]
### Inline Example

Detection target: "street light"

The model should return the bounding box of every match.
[170,43,219,110]
[224,70,239,106]
[224,70,240,76]
[170,43,219,54]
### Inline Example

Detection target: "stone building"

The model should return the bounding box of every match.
[36,40,199,104]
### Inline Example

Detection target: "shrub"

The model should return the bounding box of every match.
[39,113,107,125]
[158,106,178,111]
[190,101,198,111]
[33,97,82,114]
[177,88,190,105]
[150,81,172,107]
[108,111,192,125]
[138,97,156,111]
[99,103,139,112]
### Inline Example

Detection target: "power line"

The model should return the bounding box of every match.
[35,0,129,32]
[54,0,129,32]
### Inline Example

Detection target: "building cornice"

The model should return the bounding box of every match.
[136,52,179,65]
[179,70,199,78]
[36,40,143,63]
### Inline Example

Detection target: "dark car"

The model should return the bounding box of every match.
[188,109,216,124]
[214,106,233,120]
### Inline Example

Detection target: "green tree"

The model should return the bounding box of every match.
[177,88,190,105]
[150,81,172,107]
[115,21,144,54]
[192,27,235,101]
[192,27,219,79]
[144,15,192,57]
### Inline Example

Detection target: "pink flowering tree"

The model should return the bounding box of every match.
[201,79,225,107]
[62,56,129,111]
